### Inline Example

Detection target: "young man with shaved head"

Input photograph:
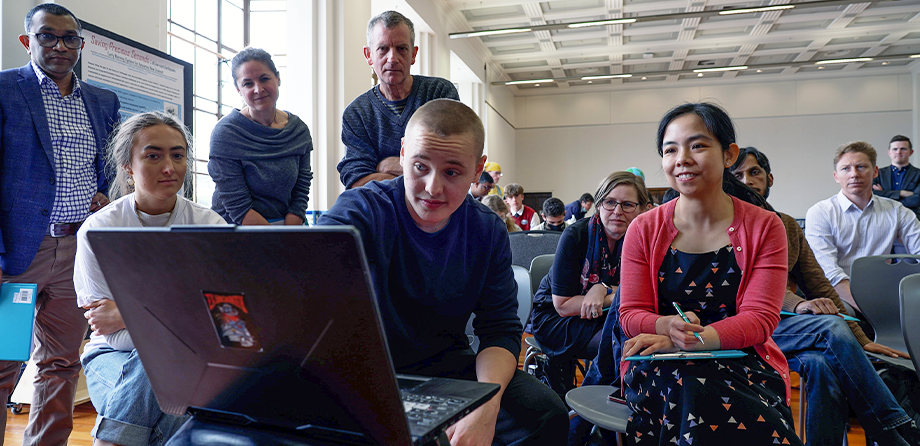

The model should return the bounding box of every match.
[319,99,567,445]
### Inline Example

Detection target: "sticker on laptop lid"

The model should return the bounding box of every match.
[203,291,260,350]
[13,288,34,304]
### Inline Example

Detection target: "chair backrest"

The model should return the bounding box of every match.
[508,231,562,268]
[512,265,532,327]
[466,265,531,352]
[851,255,920,351]
[530,254,555,296]
[900,273,920,374]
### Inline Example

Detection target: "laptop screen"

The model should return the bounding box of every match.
[87,226,413,446]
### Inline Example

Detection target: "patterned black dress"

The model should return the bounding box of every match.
[624,245,802,445]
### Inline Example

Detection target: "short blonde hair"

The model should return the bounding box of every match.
[834,141,877,168]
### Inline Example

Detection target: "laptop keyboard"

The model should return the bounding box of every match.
[402,392,469,427]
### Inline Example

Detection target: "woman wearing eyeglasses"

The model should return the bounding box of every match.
[209,47,313,225]
[531,171,652,398]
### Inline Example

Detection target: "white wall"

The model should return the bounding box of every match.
[1,1,33,69]
[1,0,165,70]
[485,83,517,185]
[515,74,914,218]
[57,0,165,51]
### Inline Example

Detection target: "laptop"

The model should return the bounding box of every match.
[86,226,500,446]
[0,283,38,362]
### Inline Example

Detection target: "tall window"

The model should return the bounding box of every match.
[166,0,287,206]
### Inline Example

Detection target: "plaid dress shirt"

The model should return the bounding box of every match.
[32,62,98,224]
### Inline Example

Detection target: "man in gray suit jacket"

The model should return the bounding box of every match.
[873,135,920,219]
[0,4,120,445]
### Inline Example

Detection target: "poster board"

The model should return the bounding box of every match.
[75,21,193,132]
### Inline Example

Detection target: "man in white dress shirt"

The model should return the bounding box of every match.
[805,141,920,312]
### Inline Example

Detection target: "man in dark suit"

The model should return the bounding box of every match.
[0,4,120,445]
[873,135,920,219]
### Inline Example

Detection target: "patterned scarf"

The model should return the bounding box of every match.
[579,213,623,294]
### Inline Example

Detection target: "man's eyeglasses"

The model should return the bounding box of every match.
[29,33,84,50]
[600,199,640,213]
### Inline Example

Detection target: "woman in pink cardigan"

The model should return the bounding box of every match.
[618,103,802,445]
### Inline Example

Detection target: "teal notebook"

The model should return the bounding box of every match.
[625,350,747,361]
[0,283,38,361]
[780,310,859,322]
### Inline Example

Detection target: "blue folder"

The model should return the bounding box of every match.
[0,283,38,361]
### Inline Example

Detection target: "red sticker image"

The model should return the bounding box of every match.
[203,291,259,349]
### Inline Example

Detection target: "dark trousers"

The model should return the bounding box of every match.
[400,348,570,445]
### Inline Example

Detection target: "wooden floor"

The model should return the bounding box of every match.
[3,337,869,446]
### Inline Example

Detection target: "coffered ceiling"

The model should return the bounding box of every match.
[442,0,920,93]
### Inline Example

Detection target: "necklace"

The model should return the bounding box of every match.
[243,107,276,127]
[135,202,174,227]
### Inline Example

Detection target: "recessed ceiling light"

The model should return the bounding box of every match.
[697,73,704,77]
[882,61,890,65]
[581,74,633,80]
[756,69,763,73]
[818,66,825,69]
[641,76,647,80]
[449,28,532,39]
[719,4,794,15]
[568,18,637,28]
[693,65,747,73]
[815,57,873,65]
[534,84,540,87]
[504,79,554,85]
[587,80,593,84]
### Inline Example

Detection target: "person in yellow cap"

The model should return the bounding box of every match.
[484,161,504,196]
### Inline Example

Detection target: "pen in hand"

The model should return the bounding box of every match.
[672,302,705,345]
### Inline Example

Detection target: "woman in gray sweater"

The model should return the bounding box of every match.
[209,47,313,225]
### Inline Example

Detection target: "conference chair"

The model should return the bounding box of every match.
[529,254,554,297]
[508,230,562,269]
[899,273,920,375]
[466,265,531,353]
[523,254,594,393]
[523,255,554,372]
[850,255,920,370]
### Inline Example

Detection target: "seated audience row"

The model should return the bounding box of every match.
[731,146,919,446]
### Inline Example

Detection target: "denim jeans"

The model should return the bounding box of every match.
[82,347,187,446]
[773,314,909,445]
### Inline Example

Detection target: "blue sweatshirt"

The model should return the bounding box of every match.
[318,178,522,370]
